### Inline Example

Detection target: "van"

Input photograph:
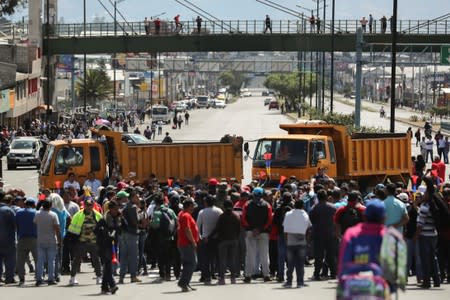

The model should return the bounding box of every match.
[150,105,172,124]
[196,96,209,108]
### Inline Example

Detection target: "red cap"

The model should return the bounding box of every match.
[208,178,218,186]
[116,181,128,190]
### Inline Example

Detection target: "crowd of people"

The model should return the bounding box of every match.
[0,167,449,294]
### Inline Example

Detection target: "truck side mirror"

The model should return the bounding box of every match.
[243,142,250,156]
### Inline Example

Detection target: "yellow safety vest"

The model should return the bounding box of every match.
[68,210,103,235]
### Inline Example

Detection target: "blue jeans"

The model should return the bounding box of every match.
[54,245,62,279]
[138,232,148,273]
[178,245,197,287]
[419,235,440,285]
[406,238,422,281]
[119,232,139,278]
[277,235,287,279]
[286,245,306,285]
[0,244,16,282]
[37,244,57,282]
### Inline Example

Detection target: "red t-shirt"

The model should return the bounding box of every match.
[177,210,199,247]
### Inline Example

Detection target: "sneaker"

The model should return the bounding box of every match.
[19,280,25,287]
[69,277,79,286]
[35,280,44,287]
[178,282,189,292]
[282,282,292,288]
[118,278,124,284]
[217,278,225,285]
[263,276,272,282]
[110,286,119,294]
[243,276,251,283]
[296,283,306,288]
[96,277,102,285]
[230,277,236,284]
[47,280,57,285]
[55,277,60,283]
[276,277,284,283]
[131,277,141,283]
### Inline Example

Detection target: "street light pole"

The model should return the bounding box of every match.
[113,0,117,109]
[330,0,335,113]
[83,0,87,113]
[390,0,398,133]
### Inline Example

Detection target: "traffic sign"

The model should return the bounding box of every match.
[441,45,450,65]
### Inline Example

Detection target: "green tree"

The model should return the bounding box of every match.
[0,0,26,16]
[218,71,245,95]
[76,68,112,107]
[264,71,317,109]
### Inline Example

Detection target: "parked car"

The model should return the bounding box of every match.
[241,91,252,97]
[264,98,271,106]
[213,100,226,109]
[7,137,43,170]
[268,99,279,110]
[262,90,269,96]
[121,133,151,145]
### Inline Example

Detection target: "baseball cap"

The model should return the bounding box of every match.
[116,181,128,190]
[397,192,409,203]
[25,197,37,206]
[116,190,130,198]
[209,178,218,186]
[364,199,386,223]
[375,183,385,190]
[253,187,264,197]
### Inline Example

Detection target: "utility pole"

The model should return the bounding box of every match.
[83,0,87,113]
[390,0,398,133]
[355,28,363,129]
[113,0,117,109]
[46,0,51,122]
[321,0,326,113]
[330,0,335,113]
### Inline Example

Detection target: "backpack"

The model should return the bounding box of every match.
[339,206,363,234]
[428,192,450,229]
[379,227,407,291]
[158,209,176,237]
[337,263,390,300]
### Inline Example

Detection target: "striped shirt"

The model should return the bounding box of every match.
[417,202,437,237]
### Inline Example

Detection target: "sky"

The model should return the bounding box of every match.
[9,0,450,23]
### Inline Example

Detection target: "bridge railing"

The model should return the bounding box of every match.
[0,22,28,40]
[48,19,450,37]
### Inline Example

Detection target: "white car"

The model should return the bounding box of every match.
[7,137,43,170]
[213,100,226,109]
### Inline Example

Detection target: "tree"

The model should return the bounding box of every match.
[76,68,113,107]
[264,72,317,110]
[0,0,26,17]
[218,71,245,95]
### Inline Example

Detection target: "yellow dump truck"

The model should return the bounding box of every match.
[39,128,243,190]
[250,121,411,189]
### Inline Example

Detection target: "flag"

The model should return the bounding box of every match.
[167,178,173,187]
[277,175,287,190]
[112,242,119,265]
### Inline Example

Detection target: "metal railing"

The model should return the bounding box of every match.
[0,22,28,40]
[48,19,450,37]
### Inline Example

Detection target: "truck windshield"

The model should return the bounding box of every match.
[40,144,55,176]
[54,146,84,175]
[253,139,308,167]
[152,107,168,115]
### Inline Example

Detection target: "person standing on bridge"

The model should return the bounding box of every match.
[154,18,161,35]
[144,17,150,35]
[264,15,272,34]
[196,16,202,34]
[360,16,368,32]
[380,16,387,34]
[309,13,316,33]
[368,14,374,33]
[316,17,321,33]
[174,14,183,34]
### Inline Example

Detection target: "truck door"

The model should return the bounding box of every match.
[327,139,337,177]
[309,139,329,171]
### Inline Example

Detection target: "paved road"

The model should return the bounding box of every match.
[1,94,449,298]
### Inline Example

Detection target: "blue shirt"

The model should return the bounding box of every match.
[384,195,407,232]
[52,208,70,238]
[16,208,37,239]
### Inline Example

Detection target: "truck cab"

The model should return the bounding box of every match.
[39,138,107,190]
[252,135,336,183]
